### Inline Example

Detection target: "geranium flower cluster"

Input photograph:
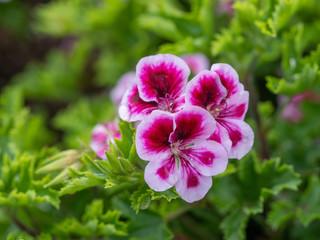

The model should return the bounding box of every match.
[90,121,121,160]
[91,53,254,203]
[279,90,319,123]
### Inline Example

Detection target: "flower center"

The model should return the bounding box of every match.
[170,142,181,155]
[158,93,174,112]
[206,99,227,118]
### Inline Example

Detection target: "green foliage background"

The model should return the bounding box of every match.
[0,0,319,239]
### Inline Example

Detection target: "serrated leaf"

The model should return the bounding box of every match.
[36,150,81,174]
[53,94,114,148]
[43,165,76,188]
[105,150,122,173]
[130,184,180,213]
[150,188,179,202]
[255,18,276,37]
[255,0,299,37]
[114,121,135,159]
[138,15,181,41]
[6,232,34,240]
[33,184,60,209]
[267,201,295,229]
[266,64,319,95]
[130,184,151,213]
[59,171,105,196]
[297,175,320,226]
[210,153,301,240]
[220,207,249,240]
[81,153,105,175]
[52,199,127,238]
[82,199,104,222]
[238,154,301,214]
[113,198,173,240]
[0,188,60,209]
[128,142,138,163]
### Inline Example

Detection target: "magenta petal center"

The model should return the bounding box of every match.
[206,99,228,118]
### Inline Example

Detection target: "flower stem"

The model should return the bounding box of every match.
[242,53,270,160]
[165,203,198,222]
[5,206,39,237]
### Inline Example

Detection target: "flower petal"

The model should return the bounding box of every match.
[119,83,158,122]
[211,63,244,98]
[183,140,228,176]
[219,91,249,120]
[281,102,303,123]
[208,122,232,154]
[169,105,216,146]
[90,142,108,159]
[218,119,254,159]
[136,54,190,102]
[135,110,173,161]
[185,70,227,109]
[91,124,108,143]
[181,53,210,75]
[110,72,136,105]
[144,156,179,191]
[175,164,212,203]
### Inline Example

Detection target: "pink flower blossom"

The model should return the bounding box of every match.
[217,1,234,15]
[135,106,228,203]
[181,53,210,75]
[186,64,254,159]
[110,72,136,106]
[90,121,121,159]
[281,90,319,123]
[119,54,190,122]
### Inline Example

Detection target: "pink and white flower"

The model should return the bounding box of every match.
[186,64,254,159]
[136,106,228,203]
[119,54,190,122]
[181,53,210,75]
[217,1,234,16]
[90,121,121,159]
[280,90,319,123]
[110,72,136,106]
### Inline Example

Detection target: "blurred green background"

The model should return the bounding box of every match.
[0,0,320,239]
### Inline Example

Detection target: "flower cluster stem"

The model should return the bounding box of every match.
[242,54,270,160]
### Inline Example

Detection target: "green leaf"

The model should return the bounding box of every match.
[209,153,301,240]
[0,86,23,116]
[255,0,299,37]
[220,207,249,240]
[0,152,60,208]
[52,199,127,238]
[130,184,180,213]
[0,88,55,156]
[13,40,91,101]
[59,171,105,196]
[82,199,104,222]
[53,95,114,148]
[81,153,105,175]
[36,150,81,174]
[138,15,181,41]
[113,198,173,240]
[267,64,320,95]
[114,121,135,159]
[6,232,34,240]
[151,188,179,202]
[129,185,150,214]
[297,175,320,226]
[255,18,276,37]
[0,188,60,209]
[238,154,301,214]
[267,201,295,229]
